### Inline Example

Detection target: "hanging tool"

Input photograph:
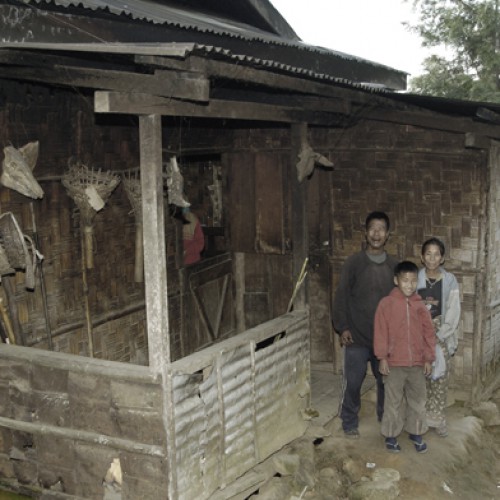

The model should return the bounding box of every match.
[30,202,53,350]
[0,295,16,344]
[287,257,309,313]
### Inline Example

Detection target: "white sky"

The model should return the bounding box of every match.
[269,0,432,78]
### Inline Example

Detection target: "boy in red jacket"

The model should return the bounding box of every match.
[374,261,436,453]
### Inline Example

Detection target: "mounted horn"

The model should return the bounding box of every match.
[1,141,44,199]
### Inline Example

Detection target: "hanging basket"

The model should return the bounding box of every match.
[0,244,14,277]
[0,211,40,289]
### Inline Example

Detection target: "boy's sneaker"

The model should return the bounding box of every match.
[344,429,360,439]
[385,437,401,453]
[408,434,428,453]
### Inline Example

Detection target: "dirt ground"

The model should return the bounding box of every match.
[314,400,500,499]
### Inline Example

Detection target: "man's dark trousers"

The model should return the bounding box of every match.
[340,345,384,432]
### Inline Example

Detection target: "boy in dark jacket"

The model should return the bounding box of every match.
[374,261,435,453]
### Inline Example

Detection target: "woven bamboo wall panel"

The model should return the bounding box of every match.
[0,80,155,362]
[309,121,487,394]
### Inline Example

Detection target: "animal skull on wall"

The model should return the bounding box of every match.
[1,141,44,199]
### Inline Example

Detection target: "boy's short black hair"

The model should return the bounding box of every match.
[365,211,390,231]
[421,237,445,257]
[394,260,418,276]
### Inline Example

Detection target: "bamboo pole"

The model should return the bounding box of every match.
[0,296,16,344]
[81,230,94,357]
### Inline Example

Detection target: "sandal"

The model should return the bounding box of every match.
[409,434,428,453]
[385,437,401,453]
[436,422,448,438]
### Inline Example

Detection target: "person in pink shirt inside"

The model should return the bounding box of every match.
[374,260,436,454]
[182,207,204,266]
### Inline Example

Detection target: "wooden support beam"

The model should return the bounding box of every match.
[95,91,345,125]
[290,123,309,312]
[465,132,491,149]
[136,54,380,103]
[0,42,196,57]
[139,114,177,498]
[0,416,164,457]
[191,286,216,342]
[3,66,209,101]
[359,107,500,139]
[140,115,169,370]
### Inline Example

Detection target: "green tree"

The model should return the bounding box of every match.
[408,0,500,102]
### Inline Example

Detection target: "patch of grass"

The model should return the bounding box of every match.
[0,491,32,499]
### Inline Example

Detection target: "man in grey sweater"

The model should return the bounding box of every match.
[332,211,398,438]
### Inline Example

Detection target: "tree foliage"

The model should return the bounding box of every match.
[408,0,500,102]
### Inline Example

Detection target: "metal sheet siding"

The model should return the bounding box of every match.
[172,372,209,499]
[220,345,256,482]
[254,322,309,457]
[171,312,309,499]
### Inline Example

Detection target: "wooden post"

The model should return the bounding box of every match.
[81,232,94,357]
[134,222,144,283]
[290,123,309,310]
[290,122,310,408]
[139,114,177,498]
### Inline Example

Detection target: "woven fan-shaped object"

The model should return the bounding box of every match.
[122,169,142,219]
[62,162,120,269]
[122,168,143,282]
[62,163,120,224]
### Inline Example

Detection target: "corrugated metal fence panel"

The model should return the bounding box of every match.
[198,363,223,495]
[219,344,256,483]
[173,372,210,499]
[254,319,309,459]
[172,312,309,499]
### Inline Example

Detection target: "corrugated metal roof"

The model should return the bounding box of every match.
[0,39,393,94]
[388,91,500,118]
[27,0,404,74]
[30,0,305,42]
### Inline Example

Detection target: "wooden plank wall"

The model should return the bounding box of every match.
[0,344,167,498]
[226,147,293,330]
[482,143,500,391]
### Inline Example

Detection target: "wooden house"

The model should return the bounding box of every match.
[0,0,499,498]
